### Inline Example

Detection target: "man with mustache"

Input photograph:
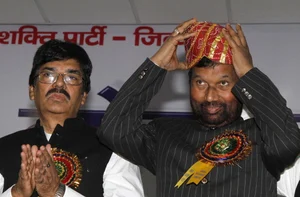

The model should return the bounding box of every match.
[98,18,300,196]
[0,39,144,197]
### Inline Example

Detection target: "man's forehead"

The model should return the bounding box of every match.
[40,59,81,71]
[192,64,236,77]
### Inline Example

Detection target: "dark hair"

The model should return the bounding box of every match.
[29,39,93,93]
[188,56,215,83]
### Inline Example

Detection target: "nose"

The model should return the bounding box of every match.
[205,86,218,102]
[52,74,66,88]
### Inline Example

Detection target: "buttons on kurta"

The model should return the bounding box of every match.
[138,68,148,79]
[241,88,252,100]
[201,178,208,184]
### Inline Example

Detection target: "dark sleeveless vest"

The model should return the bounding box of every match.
[0,118,112,197]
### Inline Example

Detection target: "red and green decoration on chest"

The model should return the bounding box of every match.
[52,148,82,189]
[197,130,252,165]
[175,130,252,188]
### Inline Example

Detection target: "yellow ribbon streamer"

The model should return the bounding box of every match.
[175,160,214,188]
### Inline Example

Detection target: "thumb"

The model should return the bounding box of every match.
[178,62,189,70]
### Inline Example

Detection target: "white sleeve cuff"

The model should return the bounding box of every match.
[0,173,12,197]
[1,185,13,197]
[64,186,85,197]
[277,157,300,197]
[103,153,144,197]
[0,183,84,197]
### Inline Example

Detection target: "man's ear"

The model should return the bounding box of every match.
[81,92,88,105]
[29,86,35,100]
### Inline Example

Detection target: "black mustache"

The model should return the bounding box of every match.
[46,88,70,100]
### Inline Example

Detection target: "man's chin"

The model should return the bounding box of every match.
[44,104,70,113]
[198,116,226,127]
[46,108,69,115]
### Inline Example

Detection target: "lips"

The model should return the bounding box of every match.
[204,106,222,114]
[201,102,224,115]
[48,93,67,101]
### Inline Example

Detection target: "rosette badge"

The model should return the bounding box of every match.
[175,130,252,188]
[52,148,82,189]
[184,21,233,69]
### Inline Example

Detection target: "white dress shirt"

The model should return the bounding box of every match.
[0,132,144,197]
[277,156,300,197]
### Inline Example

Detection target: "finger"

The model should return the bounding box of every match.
[171,28,181,37]
[22,144,33,168]
[34,168,44,184]
[20,145,28,163]
[34,157,48,183]
[19,161,29,180]
[31,145,38,161]
[25,144,33,165]
[35,150,44,169]
[40,146,53,164]
[222,28,238,49]
[21,145,29,162]
[20,146,33,173]
[225,23,242,46]
[178,62,189,70]
[177,18,197,31]
[38,146,55,176]
[236,24,249,49]
[28,146,38,173]
[174,31,197,42]
[45,144,53,158]
[165,31,196,49]
[39,146,48,164]
[172,18,197,36]
[19,151,33,180]
[20,156,28,175]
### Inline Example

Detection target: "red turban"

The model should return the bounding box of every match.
[184,22,232,68]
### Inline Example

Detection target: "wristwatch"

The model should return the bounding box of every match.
[55,182,66,197]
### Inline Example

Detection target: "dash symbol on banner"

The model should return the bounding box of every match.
[112,36,126,41]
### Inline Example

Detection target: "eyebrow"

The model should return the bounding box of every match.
[220,75,229,78]
[41,67,55,72]
[67,69,82,75]
[41,67,82,75]
[192,74,230,79]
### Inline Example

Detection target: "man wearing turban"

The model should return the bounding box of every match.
[98,19,300,197]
